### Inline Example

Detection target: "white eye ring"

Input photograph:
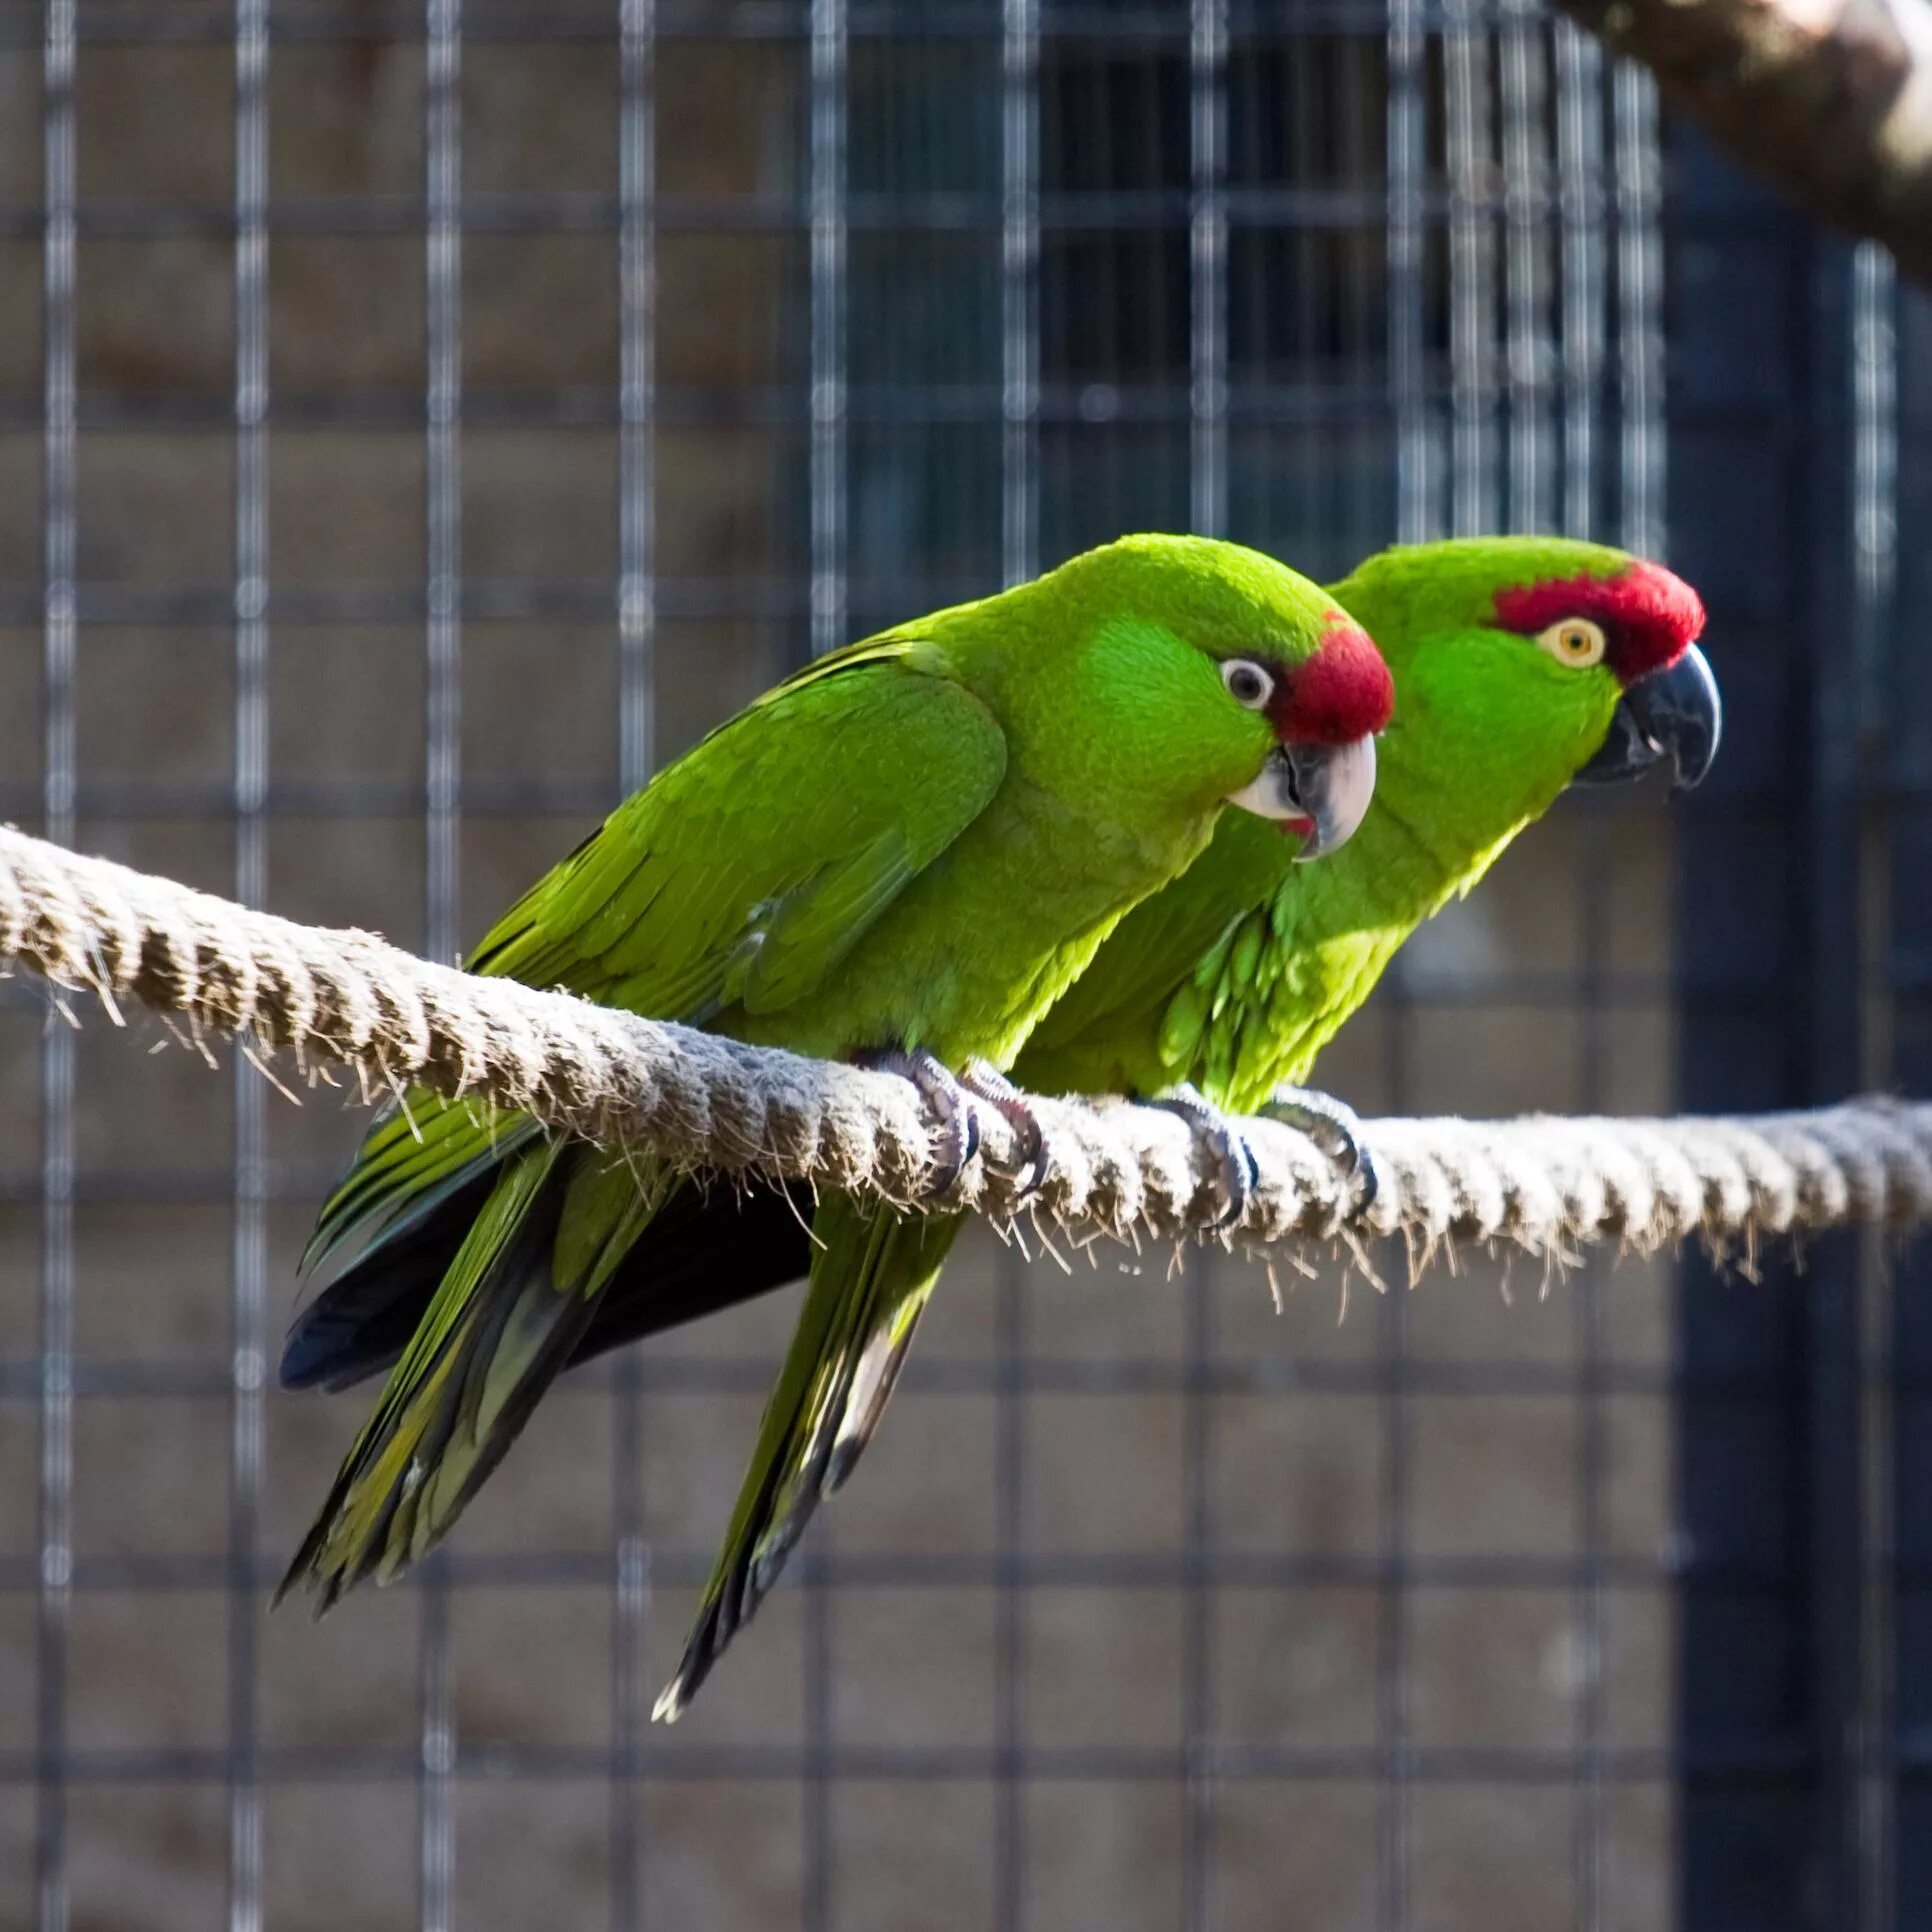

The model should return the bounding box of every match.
[1535,617,1607,668]
[1220,659,1275,709]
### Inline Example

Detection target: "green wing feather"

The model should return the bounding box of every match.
[283,646,1008,1604]
[303,1094,539,1277]
[298,641,1004,1293]
[464,633,995,1018]
[655,1196,965,1721]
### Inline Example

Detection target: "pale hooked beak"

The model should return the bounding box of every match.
[1225,735,1378,860]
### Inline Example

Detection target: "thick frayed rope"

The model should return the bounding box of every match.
[1,824,1928,1263]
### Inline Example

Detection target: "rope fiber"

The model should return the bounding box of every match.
[2,823,1927,1266]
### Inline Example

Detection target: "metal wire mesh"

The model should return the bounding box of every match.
[0,2,1914,1928]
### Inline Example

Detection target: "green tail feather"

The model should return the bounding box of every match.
[654,1196,963,1721]
[303,1084,539,1278]
[277,1142,668,1610]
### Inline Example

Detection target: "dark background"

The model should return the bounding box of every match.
[0,3,1923,1928]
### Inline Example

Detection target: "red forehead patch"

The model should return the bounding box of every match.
[1492,562,1705,686]
[1266,618,1394,745]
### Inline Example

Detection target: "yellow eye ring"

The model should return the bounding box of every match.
[1535,617,1607,669]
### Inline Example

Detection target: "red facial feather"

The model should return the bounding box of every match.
[1266,619,1394,745]
[1491,562,1704,686]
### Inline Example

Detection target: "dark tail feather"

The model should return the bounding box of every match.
[277,1145,661,1610]
[279,1170,496,1392]
[277,1147,574,1608]
[281,1177,815,1396]
[566,1180,815,1366]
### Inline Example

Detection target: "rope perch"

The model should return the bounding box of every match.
[1,823,1927,1265]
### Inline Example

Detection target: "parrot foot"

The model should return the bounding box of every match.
[958,1059,1048,1198]
[858,1047,983,1198]
[1261,1085,1378,1219]
[1148,1082,1260,1232]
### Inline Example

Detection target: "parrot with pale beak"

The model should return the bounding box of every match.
[274,533,1392,1720]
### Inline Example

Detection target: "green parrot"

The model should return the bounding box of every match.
[274,535,1392,1703]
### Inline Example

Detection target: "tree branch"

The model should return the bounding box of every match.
[1560,0,1932,285]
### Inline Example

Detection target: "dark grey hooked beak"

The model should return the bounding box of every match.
[1574,643,1722,794]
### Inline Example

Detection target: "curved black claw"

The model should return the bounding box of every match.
[858,1047,983,1199]
[958,1059,1049,1198]
[1261,1084,1378,1220]
[1149,1082,1261,1232]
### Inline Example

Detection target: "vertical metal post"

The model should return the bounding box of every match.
[1602,71,1686,1932]
[1873,230,1930,1932]
[1553,23,1604,538]
[805,4,846,1926]
[1848,236,1897,1932]
[1189,0,1227,545]
[809,0,849,675]
[421,4,463,1926]
[1850,247,1897,730]
[618,4,657,800]
[1380,2,1432,1926]
[1000,12,1037,592]
[229,4,271,1928]
[996,5,1037,1928]
[1444,0,1496,533]
[1561,45,1617,1927]
[1613,69,1664,558]
[1387,0,1433,544]
[1497,0,1551,531]
[1553,22,1612,1929]
[1613,89,1671,1915]
[36,7,78,1929]
[611,7,656,1929]
[1185,6,1227,1929]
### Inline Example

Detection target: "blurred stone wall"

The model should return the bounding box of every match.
[0,18,1678,1931]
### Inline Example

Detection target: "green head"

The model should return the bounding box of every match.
[1010,533,1721,1111]
[954,533,1393,856]
[1330,535,1718,858]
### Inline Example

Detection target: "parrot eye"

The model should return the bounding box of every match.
[1220,659,1275,710]
[1535,617,1608,669]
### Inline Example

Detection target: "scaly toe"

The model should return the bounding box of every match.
[1148,1082,1259,1232]
[1261,1085,1378,1219]
[958,1058,1049,1198]
[857,1047,983,1199]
